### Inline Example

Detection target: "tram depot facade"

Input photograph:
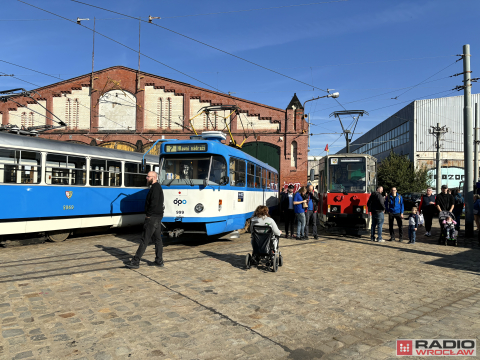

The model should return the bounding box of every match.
[0,66,308,189]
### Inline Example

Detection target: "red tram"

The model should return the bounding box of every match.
[317,154,377,235]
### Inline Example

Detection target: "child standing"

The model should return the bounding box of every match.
[407,207,419,244]
[442,216,457,240]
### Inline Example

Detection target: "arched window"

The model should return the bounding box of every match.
[28,112,34,127]
[157,98,163,128]
[21,112,27,127]
[73,99,79,128]
[65,98,71,128]
[291,141,297,168]
[167,97,172,128]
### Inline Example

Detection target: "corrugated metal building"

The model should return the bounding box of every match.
[337,93,480,189]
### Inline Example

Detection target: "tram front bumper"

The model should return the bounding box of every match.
[325,213,369,236]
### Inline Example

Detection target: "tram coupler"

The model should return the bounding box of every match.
[168,229,184,238]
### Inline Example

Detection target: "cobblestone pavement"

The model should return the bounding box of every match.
[1,222,480,360]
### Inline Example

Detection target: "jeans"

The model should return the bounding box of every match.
[284,209,295,236]
[388,213,403,239]
[305,210,317,237]
[371,212,384,241]
[295,212,306,238]
[408,225,416,243]
[133,216,163,264]
[445,225,455,239]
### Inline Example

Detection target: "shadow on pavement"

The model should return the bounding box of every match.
[335,236,480,274]
[200,250,246,270]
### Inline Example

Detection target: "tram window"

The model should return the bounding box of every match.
[107,161,122,187]
[0,149,42,184]
[254,165,261,188]
[267,171,271,189]
[125,162,146,187]
[229,158,246,187]
[328,158,366,193]
[46,154,86,185]
[209,156,227,185]
[247,162,255,188]
[89,159,106,186]
[159,156,210,186]
[261,168,266,188]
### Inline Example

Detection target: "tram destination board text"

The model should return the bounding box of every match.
[165,144,208,153]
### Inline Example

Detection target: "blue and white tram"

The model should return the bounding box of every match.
[159,132,279,237]
[0,132,159,242]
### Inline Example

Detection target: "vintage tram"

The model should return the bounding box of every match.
[317,154,377,235]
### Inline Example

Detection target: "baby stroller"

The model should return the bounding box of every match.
[245,225,283,272]
[438,211,457,246]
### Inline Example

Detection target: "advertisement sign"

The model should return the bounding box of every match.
[427,167,465,189]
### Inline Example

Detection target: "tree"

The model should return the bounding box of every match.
[377,151,432,194]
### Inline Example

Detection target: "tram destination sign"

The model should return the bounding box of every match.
[165,144,208,153]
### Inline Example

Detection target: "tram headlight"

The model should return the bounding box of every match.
[194,203,204,213]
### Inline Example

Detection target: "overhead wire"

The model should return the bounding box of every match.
[69,0,330,93]
[17,0,221,93]
[3,1,348,21]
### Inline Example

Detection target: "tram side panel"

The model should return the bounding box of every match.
[162,187,277,236]
[0,185,148,236]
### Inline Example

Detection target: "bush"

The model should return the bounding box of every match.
[377,151,432,194]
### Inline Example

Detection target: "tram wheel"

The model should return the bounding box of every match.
[47,230,71,242]
[272,253,278,273]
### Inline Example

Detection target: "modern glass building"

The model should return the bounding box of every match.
[337,93,480,189]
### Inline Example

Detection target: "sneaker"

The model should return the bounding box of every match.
[313,236,318,240]
[125,260,139,269]
[378,239,385,243]
[398,238,403,243]
[407,241,412,244]
[425,232,431,237]
[388,238,394,241]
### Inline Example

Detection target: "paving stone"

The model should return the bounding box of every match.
[12,351,33,359]
[2,328,24,338]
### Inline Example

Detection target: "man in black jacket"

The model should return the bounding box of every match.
[367,185,386,242]
[126,171,165,269]
[281,185,296,238]
[305,184,319,239]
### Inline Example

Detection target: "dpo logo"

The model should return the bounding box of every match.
[173,198,187,206]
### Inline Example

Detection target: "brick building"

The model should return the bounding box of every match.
[0,66,308,188]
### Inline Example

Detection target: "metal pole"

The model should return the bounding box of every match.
[436,123,442,193]
[346,136,350,154]
[474,103,479,185]
[463,44,474,237]
[308,112,311,150]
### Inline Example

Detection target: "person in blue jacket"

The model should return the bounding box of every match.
[385,186,404,242]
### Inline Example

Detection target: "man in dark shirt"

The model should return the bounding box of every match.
[367,185,386,242]
[126,171,165,269]
[435,185,454,213]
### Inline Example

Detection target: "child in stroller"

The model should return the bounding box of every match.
[245,205,283,272]
[438,211,457,246]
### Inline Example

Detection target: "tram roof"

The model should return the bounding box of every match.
[160,139,278,173]
[0,132,159,163]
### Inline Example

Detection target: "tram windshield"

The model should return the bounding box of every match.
[159,155,228,186]
[328,157,366,193]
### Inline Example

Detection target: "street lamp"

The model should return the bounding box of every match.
[302,92,339,150]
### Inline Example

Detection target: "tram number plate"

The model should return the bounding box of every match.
[176,210,184,215]
[63,205,74,210]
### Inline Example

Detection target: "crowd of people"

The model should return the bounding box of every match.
[367,184,480,245]
[280,184,319,240]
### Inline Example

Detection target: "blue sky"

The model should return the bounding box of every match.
[2,0,480,156]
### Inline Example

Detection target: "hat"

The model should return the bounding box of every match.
[288,184,294,189]
[441,185,448,189]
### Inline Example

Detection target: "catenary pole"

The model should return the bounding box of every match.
[463,44,474,237]
[436,123,441,192]
[474,103,479,186]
